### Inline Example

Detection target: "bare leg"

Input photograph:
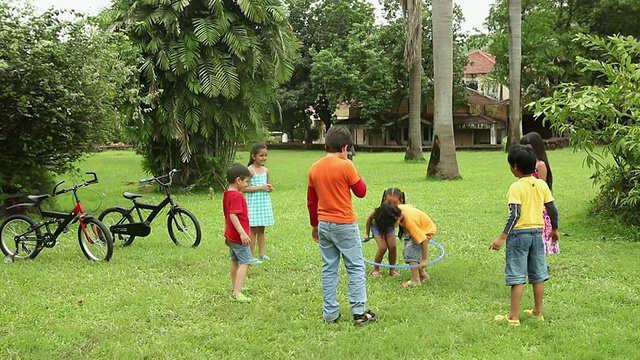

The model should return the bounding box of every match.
[386,234,399,276]
[232,264,250,296]
[256,226,266,258]
[410,262,421,285]
[419,241,429,280]
[249,227,257,258]
[509,284,524,320]
[230,261,238,292]
[386,234,397,265]
[372,234,387,274]
[532,281,544,317]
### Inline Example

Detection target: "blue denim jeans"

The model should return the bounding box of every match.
[318,221,367,321]
[505,228,549,286]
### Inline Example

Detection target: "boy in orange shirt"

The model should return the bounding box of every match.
[307,125,376,326]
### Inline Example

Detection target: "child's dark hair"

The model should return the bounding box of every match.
[373,203,402,235]
[507,145,537,175]
[520,132,553,190]
[247,143,268,166]
[380,187,406,205]
[227,163,251,184]
[324,125,353,153]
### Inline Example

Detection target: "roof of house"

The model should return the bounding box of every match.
[466,88,500,105]
[464,50,496,75]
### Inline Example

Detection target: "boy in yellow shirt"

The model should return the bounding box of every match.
[490,145,560,326]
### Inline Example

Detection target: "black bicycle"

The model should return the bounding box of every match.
[98,169,201,247]
[0,172,114,261]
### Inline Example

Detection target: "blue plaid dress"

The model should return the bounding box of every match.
[245,170,274,227]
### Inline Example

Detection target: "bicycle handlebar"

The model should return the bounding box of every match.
[53,172,99,196]
[139,169,179,187]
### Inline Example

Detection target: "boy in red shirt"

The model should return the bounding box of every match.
[307,125,376,326]
[223,163,253,303]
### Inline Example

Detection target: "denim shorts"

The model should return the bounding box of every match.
[226,239,253,265]
[372,224,395,236]
[402,237,422,263]
[505,228,549,286]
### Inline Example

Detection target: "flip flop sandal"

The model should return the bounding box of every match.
[494,314,520,326]
[370,271,382,277]
[353,310,376,326]
[389,270,400,277]
[401,280,421,288]
[524,309,544,321]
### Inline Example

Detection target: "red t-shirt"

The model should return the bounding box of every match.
[223,189,249,243]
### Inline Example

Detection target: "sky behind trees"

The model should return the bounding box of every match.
[33,0,493,33]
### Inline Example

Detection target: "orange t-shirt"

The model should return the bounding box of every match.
[308,156,362,224]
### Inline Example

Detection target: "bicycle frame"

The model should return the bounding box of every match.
[6,172,99,247]
[130,194,177,225]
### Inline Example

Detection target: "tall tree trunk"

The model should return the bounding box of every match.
[507,0,522,151]
[428,0,460,179]
[404,0,425,161]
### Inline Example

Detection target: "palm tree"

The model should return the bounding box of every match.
[402,0,425,161]
[507,0,522,149]
[107,0,298,188]
[427,0,460,179]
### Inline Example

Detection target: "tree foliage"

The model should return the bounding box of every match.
[0,1,139,195]
[310,0,468,141]
[531,34,640,226]
[106,0,298,189]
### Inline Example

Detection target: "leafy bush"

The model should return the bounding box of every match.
[0,2,139,195]
[531,34,640,227]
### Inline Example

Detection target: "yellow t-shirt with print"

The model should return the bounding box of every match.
[507,176,554,230]
[398,204,437,244]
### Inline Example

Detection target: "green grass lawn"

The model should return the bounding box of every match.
[1,149,639,359]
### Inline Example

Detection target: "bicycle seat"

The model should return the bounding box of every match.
[123,192,143,200]
[27,194,51,203]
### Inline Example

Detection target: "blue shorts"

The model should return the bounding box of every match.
[505,228,549,286]
[226,239,253,265]
[403,237,422,263]
[372,225,395,236]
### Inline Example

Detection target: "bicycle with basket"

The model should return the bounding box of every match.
[98,169,202,247]
[0,172,114,261]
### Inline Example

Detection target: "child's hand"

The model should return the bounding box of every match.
[311,226,319,243]
[264,184,273,192]
[240,233,251,245]
[550,229,560,244]
[489,238,504,250]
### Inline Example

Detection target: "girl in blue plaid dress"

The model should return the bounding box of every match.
[245,143,274,262]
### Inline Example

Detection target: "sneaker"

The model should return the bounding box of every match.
[261,255,271,261]
[229,293,251,303]
[251,258,263,264]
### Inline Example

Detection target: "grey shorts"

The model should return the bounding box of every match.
[227,239,253,265]
[403,237,422,263]
[505,228,549,286]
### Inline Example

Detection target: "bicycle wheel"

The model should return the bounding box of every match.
[0,215,43,259]
[167,208,201,247]
[77,217,113,261]
[99,207,136,246]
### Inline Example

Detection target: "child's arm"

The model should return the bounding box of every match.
[265,167,273,192]
[365,212,374,239]
[544,200,560,243]
[490,203,520,250]
[307,184,319,243]
[229,213,250,244]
